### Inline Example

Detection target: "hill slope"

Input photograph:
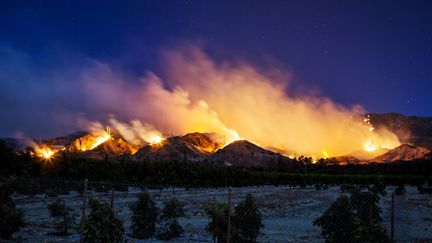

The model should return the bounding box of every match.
[209,140,298,169]
[369,144,432,162]
[134,132,222,162]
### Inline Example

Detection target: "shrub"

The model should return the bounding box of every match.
[314,195,356,242]
[129,192,159,239]
[0,181,24,239]
[157,197,185,240]
[48,198,76,235]
[315,188,390,243]
[205,194,263,243]
[205,199,230,243]
[232,194,263,242]
[81,197,124,243]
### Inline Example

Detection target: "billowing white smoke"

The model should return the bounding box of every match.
[78,46,399,157]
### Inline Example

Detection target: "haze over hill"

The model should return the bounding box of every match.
[2,113,432,166]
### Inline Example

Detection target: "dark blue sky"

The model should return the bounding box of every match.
[1,0,432,136]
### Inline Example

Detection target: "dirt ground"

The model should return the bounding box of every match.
[9,185,432,242]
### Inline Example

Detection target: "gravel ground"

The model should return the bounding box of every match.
[8,185,432,242]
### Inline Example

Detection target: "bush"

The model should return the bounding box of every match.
[129,192,159,239]
[205,194,263,243]
[48,198,76,235]
[81,197,124,243]
[314,195,356,242]
[205,199,230,243]
[315,188,390,243]
[232,194,263,242]
[157,220,184,240]
[0,181,24,239]
[157,197,185,240]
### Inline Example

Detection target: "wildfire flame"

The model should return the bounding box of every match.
[149,135,163,145]
[76,47,401,158]
[364,139,377,152]
[35,145,57,160]
[222,129,242,147]
[322,150,329,159]
[89,127,111,150]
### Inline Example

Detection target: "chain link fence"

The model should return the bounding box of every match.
[1,177,431,242]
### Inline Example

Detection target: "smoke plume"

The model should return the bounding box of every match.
[0,45,400,157]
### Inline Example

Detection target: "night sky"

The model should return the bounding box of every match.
[1,0,432,137]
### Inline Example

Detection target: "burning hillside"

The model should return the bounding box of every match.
[369,144,432,163]
[134,132,224,162]
[30,127,138,160]
[14,48,424,162]
[40,47,398,160]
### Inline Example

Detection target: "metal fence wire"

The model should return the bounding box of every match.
[0,177,431,242]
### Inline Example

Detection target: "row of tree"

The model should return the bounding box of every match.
[1,181,263,242]
[1,140,432,184]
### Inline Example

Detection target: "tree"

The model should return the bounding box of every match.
[314,195,356,242]
[48,198,76,235]
[81,197,124,243]
[232,194,263,242]
[350,189,389,242]
[129,192,159,239]
[0,141,18,176]
[0,180,24,239]
[205,199,230,243]
[350,189,382,223]
[315,189,390,243]
[157,197,185,240]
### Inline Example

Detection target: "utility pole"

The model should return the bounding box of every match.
[110,188,115,211]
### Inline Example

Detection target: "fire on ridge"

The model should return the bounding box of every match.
[32,111,401,163]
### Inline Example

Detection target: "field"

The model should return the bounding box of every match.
[10,185,432,242]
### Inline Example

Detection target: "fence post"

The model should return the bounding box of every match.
[110,188,115,211]
[227,186,232,243]
[80,178,88,243]
[390,192,395,242]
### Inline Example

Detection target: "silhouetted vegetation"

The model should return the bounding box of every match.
[205,194,262,243]
[0,139,431,190]
[81,197,124,243]
[314,187,389,243]
[232,193,263,242]
[0,179,24,239]
[48,198,76,235]
[129,192,159,239]
[157,197,185,240]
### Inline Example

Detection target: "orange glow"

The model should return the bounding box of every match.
[364,139,377,152]
[35,145,57,160]
[222,129,242,147]
[89,129,111,150]
[149,135,163,145]
[322,150,330,159]
[81,48,401,158]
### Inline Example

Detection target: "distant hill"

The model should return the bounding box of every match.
[369,113,432,149]
[349,148,390,161]
[134,132,222,162]
[208,140,298,169]
[326,155,360,165]
[369,144,432,162]
[43,131,88,146]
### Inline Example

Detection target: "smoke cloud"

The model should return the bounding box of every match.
[0,44,400,157]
